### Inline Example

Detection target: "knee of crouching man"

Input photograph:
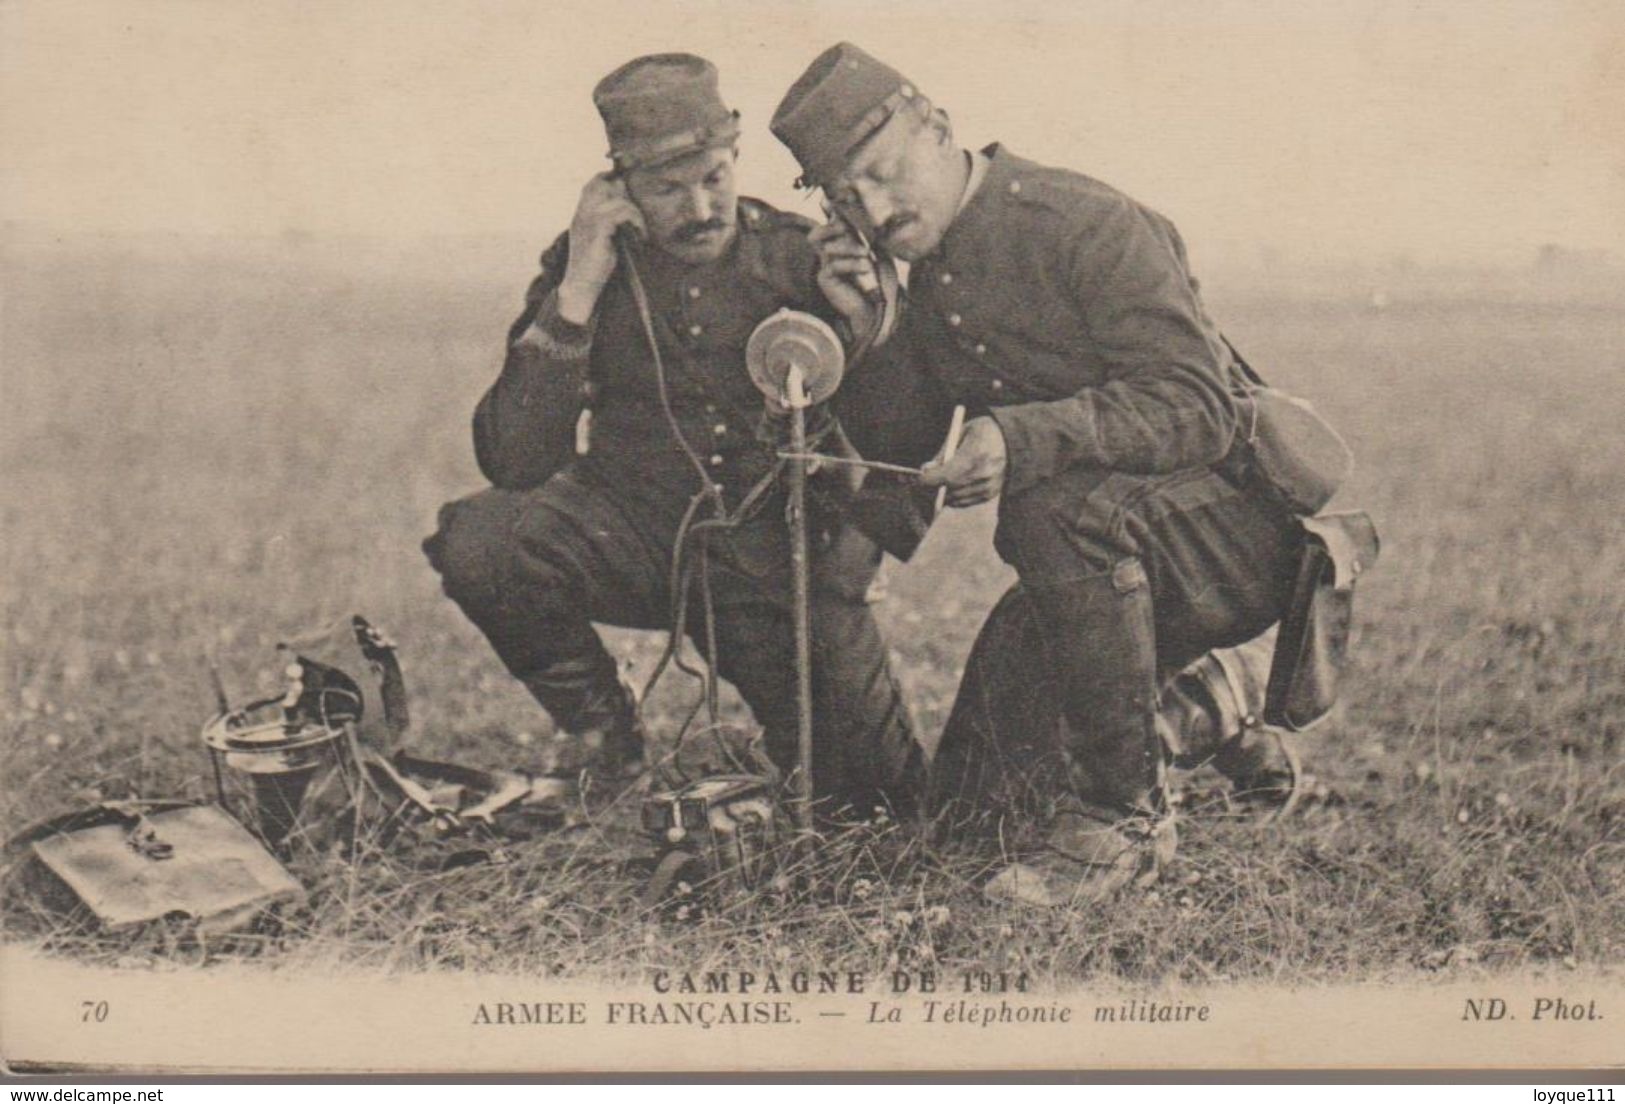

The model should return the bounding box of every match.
[421,505,455,578]
[422,491,513,604]
[995,483,1122,585]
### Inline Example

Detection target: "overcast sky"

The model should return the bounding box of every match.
[3,0,1620,268]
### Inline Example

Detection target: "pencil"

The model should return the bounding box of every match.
[935,404,967,514]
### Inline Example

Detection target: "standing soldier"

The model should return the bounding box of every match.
[772,44,1311,902]
[424,53,925,812]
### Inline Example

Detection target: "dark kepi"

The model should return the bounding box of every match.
[594,53,740,172]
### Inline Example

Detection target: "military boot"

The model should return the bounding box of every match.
[1162,632,1305,816]
[984,795,1177,908]
[984,564,1175,907]
[1029,562,1164,801]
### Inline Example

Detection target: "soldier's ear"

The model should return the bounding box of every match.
[928,107,953,147]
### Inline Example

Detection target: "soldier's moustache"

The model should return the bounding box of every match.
[675,217,727,243]
[876,213,916,247]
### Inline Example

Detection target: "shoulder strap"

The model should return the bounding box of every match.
[1221,334,1268,389]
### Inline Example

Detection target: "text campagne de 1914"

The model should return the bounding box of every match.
[469,969,1215,1029]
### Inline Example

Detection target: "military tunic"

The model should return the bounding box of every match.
[475,199,836,516]
[899,147,1304,813]
[904,146,1239,491]
[426,198,922,808]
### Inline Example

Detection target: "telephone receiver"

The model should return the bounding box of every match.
[612,220,643,258]
[602,169,646,255]
[821,198,892,301]
[821,197,901,350]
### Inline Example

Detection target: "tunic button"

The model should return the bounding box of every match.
[713,423,727,436]
[1008,180,1022,195]
[709,454,724,466]
[704,403,716,414]
[990,378,1004,392]
[947,313,962,327]
[939,272,953,286]
[688,324,704,337]
[688,286,702,300]
[975,342,987,355]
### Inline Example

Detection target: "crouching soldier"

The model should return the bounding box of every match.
[773,44,1326,903]
[424,54,930,814]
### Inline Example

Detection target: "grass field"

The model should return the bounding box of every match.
[3,239,1622,986]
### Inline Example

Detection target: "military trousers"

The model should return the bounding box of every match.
[987,461,1302,813]
[423,465,921,813]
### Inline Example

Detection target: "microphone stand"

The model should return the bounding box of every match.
[746,308,846,845]
[783,361,815,838]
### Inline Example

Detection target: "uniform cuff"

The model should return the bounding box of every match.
[989,402,1091,498]
[517,289,595,360]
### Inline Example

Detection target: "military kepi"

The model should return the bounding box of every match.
[593,53,741,172]
[771,42,920,189]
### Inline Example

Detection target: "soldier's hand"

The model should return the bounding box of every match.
[810,219,880,340]
[920,416,1007,507]
[558,173,646,324]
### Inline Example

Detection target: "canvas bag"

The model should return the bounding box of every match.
[1224,338,1355,515]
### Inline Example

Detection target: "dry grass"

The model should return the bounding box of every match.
[3,239,1623,985]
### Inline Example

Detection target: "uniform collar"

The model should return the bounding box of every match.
[955,148,991,218]
[930,143,1022,264]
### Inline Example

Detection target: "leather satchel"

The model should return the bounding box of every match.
[1263,511,1381,731]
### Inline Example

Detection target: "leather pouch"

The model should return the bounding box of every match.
[1264,511,1381,731]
